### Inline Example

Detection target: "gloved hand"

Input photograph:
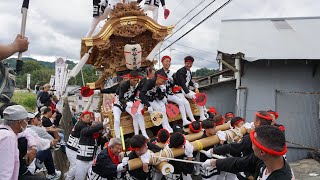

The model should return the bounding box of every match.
[140,150,151,164]
[216,131,226,141]
[184,140,194,158]
[200,149,213,158]
[159,85,166,92]
[202,159,213,168]
[243,122,254,130]
[122,157,129,166]
[194,83,199,89]
[94,90,100,95]
[147,106,154,113]
[186,91,196,99]
[168,77,174,83]
[126,102,133,108]
[117,163,125,172]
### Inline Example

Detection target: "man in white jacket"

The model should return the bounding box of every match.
[26,112,61,179]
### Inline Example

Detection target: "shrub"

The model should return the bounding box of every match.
[11,91,37,112]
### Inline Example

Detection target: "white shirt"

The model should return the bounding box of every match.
[258,168,269,180]
[0,125,20,180]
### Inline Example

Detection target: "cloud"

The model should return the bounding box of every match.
[1,0,320,71]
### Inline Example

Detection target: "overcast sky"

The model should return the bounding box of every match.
[1,0,319,71]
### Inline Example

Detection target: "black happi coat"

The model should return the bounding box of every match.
[114,80,138,111]
[173,67,195,94]
[77,122,104,161]
[216,154,293,180]
[139,78,165,107]
[100,83,120,94]
[155,68,175,96]
[91,148,120,179]
[67,120,88,152]
[138,0,165,7]
[212,134,253,157]
[128,151,150,180]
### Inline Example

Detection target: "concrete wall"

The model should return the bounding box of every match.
[201,80,236,115]
[239,60,320,162]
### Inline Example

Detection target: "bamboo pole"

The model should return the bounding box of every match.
[128,126,247,171]
[155,161,174,175]
[156,122,231,148]
[119,152,174,175]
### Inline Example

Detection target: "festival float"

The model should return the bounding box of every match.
[79,1,200,137]
[71,1,248,175]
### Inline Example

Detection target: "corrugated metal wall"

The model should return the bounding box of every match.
[276,91,320,161]
[239,60,320,162]
[201,80,236,115]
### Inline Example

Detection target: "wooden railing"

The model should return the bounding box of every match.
[197,69,233,89]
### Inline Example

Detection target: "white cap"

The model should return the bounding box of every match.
[3,105,28,121]
[27,112,35,119]
[27,111,40,119]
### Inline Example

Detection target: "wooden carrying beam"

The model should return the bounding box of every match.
[156,122,232,148]
[155,161,174,175]
[107,100,200,136]
[128,126,247,170]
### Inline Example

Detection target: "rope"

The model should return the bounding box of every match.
[229,128,243,138]
[196,140,203,151]
[151,148,175,165]
[154,156,204,165]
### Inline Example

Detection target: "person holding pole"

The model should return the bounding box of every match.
[0,35,29,61]
[16,0,30,73]
[202,125,293,180]
[88,138,128,180]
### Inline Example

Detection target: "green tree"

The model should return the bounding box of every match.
[193,67,218,77]
[5,58,98,88]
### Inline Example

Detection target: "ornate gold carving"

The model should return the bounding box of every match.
[110,2,145,19]
[113,24,146,37]
[80,2,174,85]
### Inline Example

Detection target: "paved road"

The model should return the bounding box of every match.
[291,159,320,180]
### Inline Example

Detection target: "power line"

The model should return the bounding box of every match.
[170,41,217,55]
[172,49,218,63]
[165,0,207,41]
[160,0,233,53]
[170,0,186,15]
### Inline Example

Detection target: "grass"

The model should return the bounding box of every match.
[11,91,37,112]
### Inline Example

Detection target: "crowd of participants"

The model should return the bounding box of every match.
[0,35,293,180]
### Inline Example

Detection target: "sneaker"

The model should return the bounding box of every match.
[46,170,61,180]
[35,167,47,174]
[57,142,66,146]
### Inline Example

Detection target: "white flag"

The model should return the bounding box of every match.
[49,75,55,88]
[26,74,31,89]
[55,58,66,97]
